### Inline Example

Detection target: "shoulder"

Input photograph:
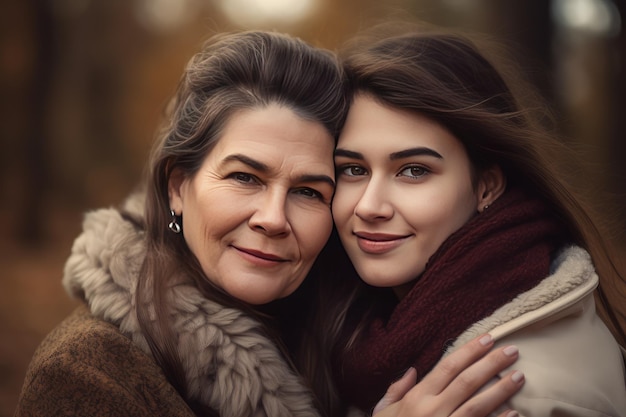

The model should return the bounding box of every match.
[15,305,196,417]
[450,246,626,415]
[453,246,598,344]
[501,294,626,416]
[500,247,626,415]
[493,247,626,417]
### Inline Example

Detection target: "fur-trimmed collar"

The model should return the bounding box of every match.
[63,193,321,417]
[448,245,598,352]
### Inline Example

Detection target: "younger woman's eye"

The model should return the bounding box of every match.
[398,165,429,179]
[338,165,368,177]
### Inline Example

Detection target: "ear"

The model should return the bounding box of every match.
[476,165,506,213]
[168,167,187,214]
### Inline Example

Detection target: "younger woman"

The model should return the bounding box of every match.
[330,25,626,416]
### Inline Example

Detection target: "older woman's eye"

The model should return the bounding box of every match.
[399,165,429,179]
[229,172,258,184]
[294,188,323,200]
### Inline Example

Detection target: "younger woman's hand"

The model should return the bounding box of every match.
[372,334,523,417]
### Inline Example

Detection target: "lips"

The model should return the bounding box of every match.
[232,245,289,265]
[353,231,412,254]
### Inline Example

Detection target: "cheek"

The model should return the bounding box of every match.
[299,210,334,260]
[182,190,231,256]
[182,213,213,262]
[418,190,477,240]
[331,186,357,227]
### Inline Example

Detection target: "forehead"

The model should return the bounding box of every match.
[212,105,335,171]
[339,95,464,157]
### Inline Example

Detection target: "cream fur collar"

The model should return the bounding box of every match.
[62,193,320,417]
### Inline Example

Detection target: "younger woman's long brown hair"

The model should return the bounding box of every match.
[315,23,626,387]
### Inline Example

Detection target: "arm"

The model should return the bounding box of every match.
[16,359,167,417]
[373,334,523,417]
[15,306,195,417]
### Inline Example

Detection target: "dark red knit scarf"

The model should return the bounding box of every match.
[335,186,568,412]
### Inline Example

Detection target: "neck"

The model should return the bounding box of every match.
[392,279,417,300]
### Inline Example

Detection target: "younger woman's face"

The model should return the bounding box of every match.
[169,104,336,305]
[332,94,486,297]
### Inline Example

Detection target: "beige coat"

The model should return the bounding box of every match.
[448,246,626,416]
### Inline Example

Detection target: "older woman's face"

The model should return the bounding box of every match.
[169,104,335,304]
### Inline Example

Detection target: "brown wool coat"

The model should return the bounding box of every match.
[15,193,322,417]
[15,305,196,417]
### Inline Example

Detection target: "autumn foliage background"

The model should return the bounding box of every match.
[1,1,625,415]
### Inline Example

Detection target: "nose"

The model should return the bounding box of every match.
[248,188,291,236]
[354,178,394,222]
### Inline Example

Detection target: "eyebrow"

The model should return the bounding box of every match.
[390,147,443,160]
[335,147,443,161]
[334,149,363,159]
[223,153,336,188]
[224,154,269,171]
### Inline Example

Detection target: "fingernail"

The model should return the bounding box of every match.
[479,334,493,346]
[506,411,519,417]
[511,370,524,383]
[503,345,519,356]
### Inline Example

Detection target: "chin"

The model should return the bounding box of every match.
[359,274,397,288]
[358,267,416,289]
[225,287,276,306]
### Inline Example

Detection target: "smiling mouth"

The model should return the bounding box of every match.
[353,232,412,254]
[354,232,411,241]
[232,246,288,262]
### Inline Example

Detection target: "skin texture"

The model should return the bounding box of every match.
[169,104,336,305]
[333,94,504,298]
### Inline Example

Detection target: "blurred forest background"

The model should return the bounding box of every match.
[1,0,625,415]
